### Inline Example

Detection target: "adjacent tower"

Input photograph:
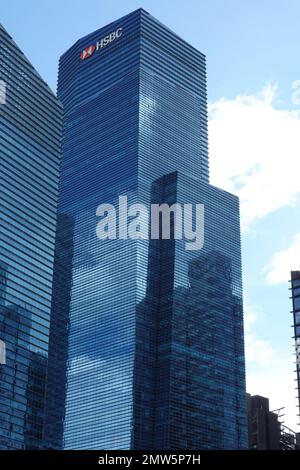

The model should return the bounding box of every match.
[290,271,300,426]
[0,25,62,448]
[54,8,248,449]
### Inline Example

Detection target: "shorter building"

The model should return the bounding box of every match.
[247,394,299,450]
[280,425,298,450]
[296,433,300,450]
[247,394,281,449]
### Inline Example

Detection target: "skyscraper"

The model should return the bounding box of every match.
[53,8,248,449]
[0,25,62,449]
[290,271,300,425]
[247,393,298,450]
[247,394,281,450]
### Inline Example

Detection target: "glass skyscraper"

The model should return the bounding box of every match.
[54,8,248,449]
[0,25,62,449]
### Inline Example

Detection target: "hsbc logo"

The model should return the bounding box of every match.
[80,45,96,60]
[80,27,123,61]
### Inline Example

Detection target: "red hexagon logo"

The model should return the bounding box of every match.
[80,45,96,60]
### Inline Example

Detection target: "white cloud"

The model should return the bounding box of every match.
[208,83,300,226]
[247,365,298,431]
[262,232,300,285]
[209,84,300,431]
[246,334,275,368]
[244,306,298,431]
[244,306,275,367]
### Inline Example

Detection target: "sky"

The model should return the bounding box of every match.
[1,0,300,430]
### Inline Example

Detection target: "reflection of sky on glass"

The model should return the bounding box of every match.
[65,355,133,449]
[64,206,137,449]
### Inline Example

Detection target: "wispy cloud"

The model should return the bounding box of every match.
[244,306,275,367]
[247,365,298,430]
[209,85,299,430]
[244,305,297,430]
[246,334,275,368]
[262,233,300,285]
[208,83,300,226]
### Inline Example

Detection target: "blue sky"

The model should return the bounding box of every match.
[2,0,300,429]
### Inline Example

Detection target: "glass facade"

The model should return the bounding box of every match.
[290,271,300,425]
[133,173,247,449]
[0,25,62,449]
[54,8,248,449]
